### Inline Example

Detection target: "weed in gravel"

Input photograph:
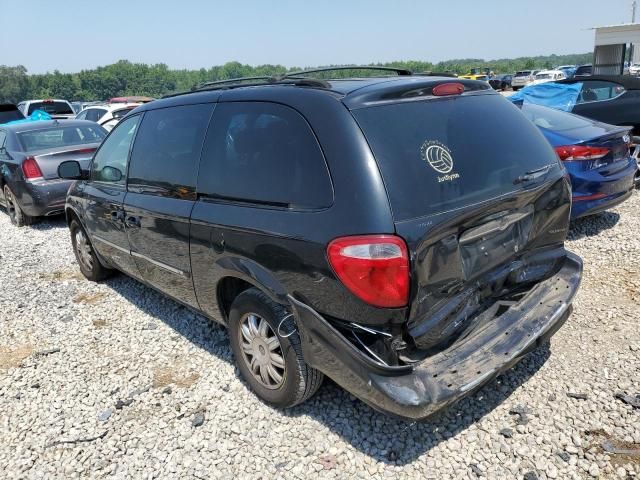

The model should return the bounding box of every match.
[37,270,84,282]
[73,292,106,304]
[0,344,34,369]
[152,366,200,388]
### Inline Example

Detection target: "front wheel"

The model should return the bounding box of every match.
[69,219,113,281]
[228,288,323,408]
[3,185,34,227]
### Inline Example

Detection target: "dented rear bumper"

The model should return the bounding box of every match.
[290,251,582,420]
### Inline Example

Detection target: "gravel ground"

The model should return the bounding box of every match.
[0,193,639,480]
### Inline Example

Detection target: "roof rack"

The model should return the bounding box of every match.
[280,66,413,78]
[165,65,415,99]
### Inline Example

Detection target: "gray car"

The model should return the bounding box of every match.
[0,120,107,226]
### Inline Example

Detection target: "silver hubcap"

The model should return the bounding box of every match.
[239,313,286,389]
[75,230,93,271]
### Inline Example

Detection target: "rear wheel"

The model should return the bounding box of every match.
[69,219,112,281]
[3,185,34,227]
[228,288,323,408]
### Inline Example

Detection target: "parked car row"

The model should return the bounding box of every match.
[0,67,634,421]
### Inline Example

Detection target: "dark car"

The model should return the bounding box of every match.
[0,104,25,124]
[0,120,107,226]
[574,64,592,77]
[59,68,582,420]
[554,75,640,134]
[488,74,512,91]
[521,104,636,218]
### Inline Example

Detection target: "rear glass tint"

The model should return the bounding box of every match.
[0,108,24,124]
[18,125,106,151]
[27,101,73,115]
[353,94,558,220]
[520,104,593,131]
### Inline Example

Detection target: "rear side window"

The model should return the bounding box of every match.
[128,104,213,197]
[17,125,106,151]
[27,101,73,115]
[353,94,558,220]
[577,81,625,103]
[198,102,333,209]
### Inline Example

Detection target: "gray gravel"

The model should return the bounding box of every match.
[1,193,639,479]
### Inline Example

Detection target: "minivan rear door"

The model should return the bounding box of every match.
[352,91,572,351]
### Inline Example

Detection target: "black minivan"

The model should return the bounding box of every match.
[59,68,582,420]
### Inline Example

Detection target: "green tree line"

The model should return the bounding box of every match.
[0,53,593,103]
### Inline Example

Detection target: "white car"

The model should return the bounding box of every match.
[17,99,75,119]
[531,70,567,85]
[75,103,141,131]
[629,63,640,76]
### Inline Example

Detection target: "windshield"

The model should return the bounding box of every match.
[352,95,559,220]
[520,104,593,131]
[27,101,73,115]
[18,125,106,151]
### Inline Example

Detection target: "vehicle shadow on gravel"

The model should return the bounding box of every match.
[290,345,551,465]
[103,274,552,466]
[568,211,620,240]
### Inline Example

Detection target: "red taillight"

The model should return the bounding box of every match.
[433,82,465,96]
[554,145,609,161]
[21,157,43,180]
[327,235,409,308]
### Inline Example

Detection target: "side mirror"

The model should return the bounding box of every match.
[58,160,85,180]
[101,166,123,182]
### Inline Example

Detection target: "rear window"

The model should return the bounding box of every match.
[27,101,73,115]
[520,104,593,131]
[515,71,531,77]
[17,125,106,151]
[353,94,558,220]
[112,107,135,119]
[0,107,24,124]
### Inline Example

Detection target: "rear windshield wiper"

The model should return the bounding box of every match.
[513,164,553,184]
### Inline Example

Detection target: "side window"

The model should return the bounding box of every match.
[91,114,140,184]
[577,81,625,104]
[198,102,333,209]
[127,103,213,198]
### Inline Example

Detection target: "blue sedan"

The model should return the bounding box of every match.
[520,104,636,219]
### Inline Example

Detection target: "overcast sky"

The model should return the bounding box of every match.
[1,0,635,74]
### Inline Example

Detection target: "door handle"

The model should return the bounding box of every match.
[125,216,141,228]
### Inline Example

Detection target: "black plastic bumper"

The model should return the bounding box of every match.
[290,251,582,420]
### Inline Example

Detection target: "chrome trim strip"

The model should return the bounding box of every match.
[131,250,187,277]
[93,235,130,255]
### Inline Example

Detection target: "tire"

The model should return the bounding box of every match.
[69,219,112,281]
[228,287,323,408]
[3,185,34,227]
